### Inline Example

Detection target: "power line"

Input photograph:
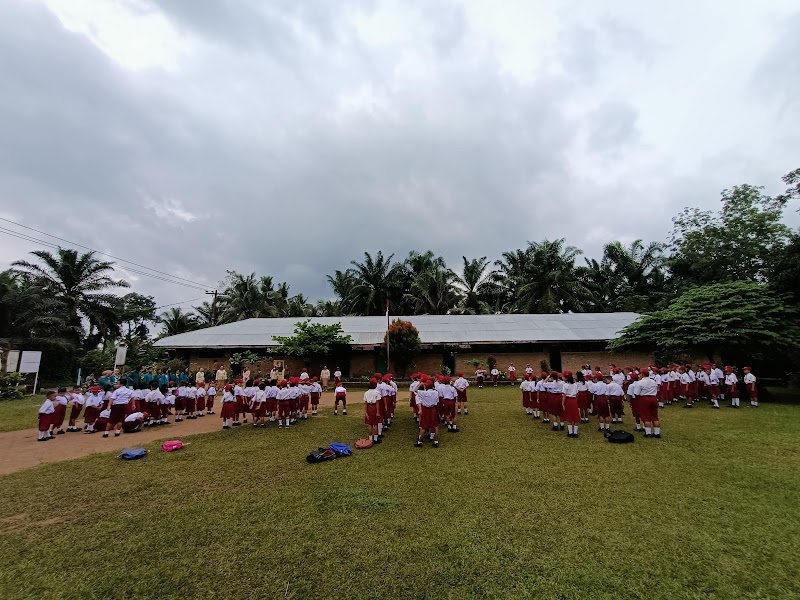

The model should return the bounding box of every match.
[0,226,209,292]
[154,297,206,310]
[0,215,207,288]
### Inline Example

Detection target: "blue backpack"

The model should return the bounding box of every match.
[119,447,148,460]
[329,442,352,457]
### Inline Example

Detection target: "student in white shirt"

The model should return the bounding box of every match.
[220,384,237,429]
[743,367,758,407]
[206,384,216,415]
[631,371,661,438]
[439,377,459,432]
[276,380,291,428]
[253,382,267,427]
[409,375,421,422]
[310,377,322,415]
[561,371,580,437]
[592,373,610,431]
[195,383,207,418]
[453,372,470,415]
[123,411,146,433]
[66,386,85,432]
[105,380,134,438]
[333,368,343,386]
[607,377,625,424]
[51,388,69,435]
[363,378,382,444]
[507,364,517,382]
[576,371,591,423]
[521,375,533,415]
[334,384,347,416]
[725,367,740,407]
[186,384,198,420]
[415,378,440,448]
[37,391,56,441]
[490,367,500,386]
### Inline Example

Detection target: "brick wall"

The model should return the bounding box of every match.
[455,352,550,375]
[561,351,654,374]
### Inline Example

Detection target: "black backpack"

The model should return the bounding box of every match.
[606,430,635,444]
[307,447,337,463]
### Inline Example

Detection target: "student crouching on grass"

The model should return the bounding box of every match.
[37,391,56,441]
[364,378,382,444]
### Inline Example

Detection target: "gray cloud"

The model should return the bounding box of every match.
[0,0,798,310]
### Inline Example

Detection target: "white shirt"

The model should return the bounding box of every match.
[207,386,217,396]
[744,373,756,385]
[491,368,499,376]
[299,372,310,380]
[632,376,658,396]
[99,409,111,419]
[439,385,457,400]
[508,366,516,373]
[334,386,347,395]
[110,387,133,405]
[165,393,175,405]
[39,399,55,414]
[520,380,531,392]
[222,391,236,403]
[71,393,85,405]
[679,373,691,385]
[333,370,342,379]
[311,382,322,394]
[415,389,439,407]
[607,382,624,397]
[697,371,710,384]
[592,381,608,395]
[562,382,578,397]
[612,373,625,386]
[85,392,103,408]
[55,394,68,406]
[453,377,469,390]
[363,389,381,404]
[254,389,267,403]
[524,367,534,375]
[187,386,197,398]
[410,381,420,393]
[713,368,724,381]
[725,373,738,386]
[708,373,720,385]
[125,412,144,422]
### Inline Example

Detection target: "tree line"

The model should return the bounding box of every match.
[1,168,798,380]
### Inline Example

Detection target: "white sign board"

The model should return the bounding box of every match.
[115,345,128,367]
[5,350,20,372]
[18,351,42,374]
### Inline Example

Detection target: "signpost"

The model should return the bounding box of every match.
[19,350,42,395]
[114,345,128,369]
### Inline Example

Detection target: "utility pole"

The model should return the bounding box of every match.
[205,290,219,324]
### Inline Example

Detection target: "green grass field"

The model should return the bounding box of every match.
[1,388,799,599]
[0,395,46,433]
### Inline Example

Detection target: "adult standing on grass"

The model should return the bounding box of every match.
[195,368,205,385]
[104,378,133,438]
[320,366,330,391]
[632,370,661,438]
[216,365,227,388]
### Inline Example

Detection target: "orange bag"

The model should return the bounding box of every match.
[355,438,373,449]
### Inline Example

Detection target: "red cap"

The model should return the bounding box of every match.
[424,379,433,388]
[442,376,451,384]
[725,366,733,372]
[90,385,101,392]
[743,366,751,371]
[550,371,559,377]
[254,378,261,384]
[382,375,391,382]
[540,371,548,377]
[368,378,377,385]
[224,384,234,391]
[660,367,668,373]
[302,368,307,372]
[312,376,318,381]
[629,372,640,381]
[457,372,464,377]
[562,370,573,377]
[594,372,604,379]
[234,378,243,383]
[278,380,287,387]
[142,412,149,418]
[374,373,382,379]
[612,368,621,374]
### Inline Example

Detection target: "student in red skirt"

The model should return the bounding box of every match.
[37,391,56,441]
[310,377,322,415]
[607,375,625,425]
[628,371,643,431]
[252,381,267,427]
[546,372,564,431]
[206,383,216,415]
[631,371,661,438]
[521,373,533,416]
[297,378,311,420]
[275,380,291,428]
[592,373,610,432]
[66,386,84,432]
[725,367,740,408]
[334,383,347,416]
[220,384,237,429]
[439,376,459,432]
[104,379,133,438]
[744,367,758,407]
[51,388,69,435]
[561,371,580,438]
[82,386,103,433]
[265,380,279,423]
[409,374,420,422]
[195,382,207,418]
[536,372,549,423]
[364,378,382,444]
[415,379,440,448]
[453,372,469,415]
[576,371,591,423]
[508,364,517,382]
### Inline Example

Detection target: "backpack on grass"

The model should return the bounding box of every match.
[161,440,184,452]
[329,442,352,456]
[307,448,337,463]
[355,438,373,450]
[606,430,635,444]
[118,447,147,460]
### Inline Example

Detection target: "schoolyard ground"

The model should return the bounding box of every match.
[0,387,798,599]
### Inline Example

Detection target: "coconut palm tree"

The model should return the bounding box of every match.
[493,247,536,313]
[342,251,403,315]
[453,256,498,314]
[11,248,128,345]
[517,239,592,313]
[159,307,197,336]
[221,272,271,322]
[404,267,460,314]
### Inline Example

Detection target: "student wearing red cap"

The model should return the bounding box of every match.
[725,367,740,407]
[607,374,625,425]
[521,373,534,416]
[679,367,693,408]
[744,368,758,407]
[83,386,104,433]
[364,378,382,444]
[252,381,267,427]
[534,372,546,420]
[276,380,291,427]
[439,376,459,432]
[545,372,564,431]
[220,384,237,429]
[195,382,207,418]
[631,370,661,438]
[310,377,322,415]
[592,373,610,432]
[287,378,300,424]
[576,371,591,423]
[297,377,311,420]
[561,371,580,438]
[704,366,721,409]
[415,379,440,448]
[409,374,420,422]
[628,372,642,431]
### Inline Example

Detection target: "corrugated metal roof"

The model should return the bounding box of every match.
[154,313,639,348]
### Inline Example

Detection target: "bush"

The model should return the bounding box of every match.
[78,349,116,377]
[386,320,421,377]
[487,356,497,371]
[0,372,25,400]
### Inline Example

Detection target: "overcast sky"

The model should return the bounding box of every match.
[1,0,798,310]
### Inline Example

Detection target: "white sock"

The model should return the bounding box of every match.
[654,427,661,435]
[645,427,652,435]
[378,423,383,435]
[567,425,573,434]
[658,402,664,408]
[574,425,578,434]
[560,422,564,427]
[713,399,719,407]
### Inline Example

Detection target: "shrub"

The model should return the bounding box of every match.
[0,372,25,400]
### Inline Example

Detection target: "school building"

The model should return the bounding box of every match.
[154,313,651,379]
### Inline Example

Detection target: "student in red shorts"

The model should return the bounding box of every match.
[334,383,347,416]
[363,378,382,444]
[631,370,661,438]
[592,373,610,432]
[453,372,469,415]
[220,384,237,429]
[576,371,591,423]
[310,377,322,415]
[561,371,580,438]
[37,391,56,441]
[414,379,440,448]
[744,367,758,407]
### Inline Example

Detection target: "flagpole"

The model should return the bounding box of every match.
[386,299,390,372]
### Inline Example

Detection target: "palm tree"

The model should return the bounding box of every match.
[342,251,403,315]
[493,248,535,313]
[221,272,271,322]
[327,270,359,313]
[453,256,497,314]
[404,268,460,314]
[159,307,197,336]
[12,248,128,344]
[194,298,226,327]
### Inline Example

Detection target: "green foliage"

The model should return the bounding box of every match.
[158,307,197,337]
[273,320,352,357]
[486,355,497,370]
[669,183,791,287]
[77,349,116,377]
[769,233,800,303]
[0,372,25,400]
[466,358,484,368]
[385,319,421,376]
[609,281,800,360]
[229,351,264,368]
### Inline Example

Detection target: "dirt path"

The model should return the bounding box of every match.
[0,392,348,476]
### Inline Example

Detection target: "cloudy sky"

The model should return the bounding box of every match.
[1,0,798,310]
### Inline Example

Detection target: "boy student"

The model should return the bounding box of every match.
[490,367,500,386]
[144,382,163,427]
[725,367,740,408]
[174,383,186,422]
[409,374,421,422]
[415,377,441,448]
[333,368,342,386]
[607,375,625,424]
[105,378,133,438]
[220,384,237,429]
[66,386,85,432]
[83,386,104,433]
[439,376,459,433]
[679,366,693,408]
[276,380,291,428]
[744,367,758,407]
[252,381,267,427]
[454,372,469,415]
[561,371,580,438]
[195,382,207,417]
[521,374,534,416]
[310,377,322,415]
[297,377,311,420]
[631,370,661,438]
[206,382,216,415]
[51,388,69,435]
[705,366,721,409]
[364,378,382,444]
[592,372,611,432]
[122,411,147,433]
[287,378,300,424]
[334,382,347,416]
[37,391,56,441]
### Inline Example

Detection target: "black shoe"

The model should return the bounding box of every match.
[56,430,65,435]
[223,425,230,429]
[452,427,459,433]
[232,422,241,426]
[343,411,347,415]
[243,419,248,423]
[552,425,559,431]
[534,415,540,420]
[414,440,423,447]
[654,433,661,438]
[559,425,565,431]
[682,404,693,408]
[373,438,381,444]
[598,427,604,432]
[37,438,46,442]
[432,441,439,448]
[644,433,652,438]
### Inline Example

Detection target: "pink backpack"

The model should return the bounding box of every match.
[161,440,184,452]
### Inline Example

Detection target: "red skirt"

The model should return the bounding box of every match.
[577,390,591,411]
[729,384,738,398]
[509,372,517,381]
[335,392,346,403]
[594,395,610,418]
[522,390,532,408]
[299,394,309,410]
[419,405,439,430]
[38,413,52,431]
[709,385,720,397]
[639,395,658,422]
[185,397,196,412]
[206,394,216,408]
[531,391,540,410]
[310,392,321,405]
[266,398,278,413]
[383,396,393,417]
[84,406,100,424]
[443,399,456,419]
[147,401,160,419]
[748,386,758,400]
[365,403,380,426]
[220,402,236,419]
[109,404,127,425]
[278,400,291,418]
[549,392,562,417]
[409,391,416,408]
[609,396,624,416]
[176,397,185,411]
[456,389,467,402]
[52,404,67,427]
[69,403,83,422]
[196,396,206,411]
[630,396,641,419]
[254,402,266,417]
[477,376,484,385]
[289,397,298,411]
[563,396,580,422]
